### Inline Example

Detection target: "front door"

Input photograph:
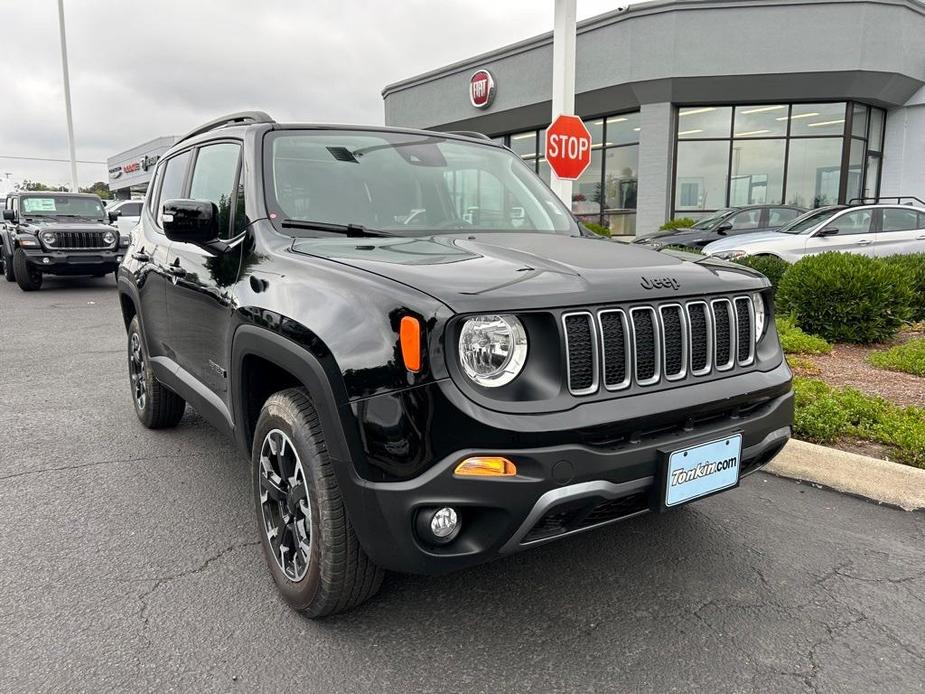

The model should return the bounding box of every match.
[803,208,876,258]
[165,141,246,400]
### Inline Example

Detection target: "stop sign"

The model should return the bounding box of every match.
[545,115,592,180]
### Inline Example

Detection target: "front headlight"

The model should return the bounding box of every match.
[458,314,528,387]
[714,249,748,260]
[103,230,116,246]
[752,293,766,341]
[40,231,56,245]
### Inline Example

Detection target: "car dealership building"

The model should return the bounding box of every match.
[106,135,177,200]
[382,0,925,237]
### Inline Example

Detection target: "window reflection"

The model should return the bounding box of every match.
[675,141,730,211]
[733,105,787,138]
[785,138,842,208]
[789,103,847,137]
[677,106,732,139]
[571,150,603,218]
[729,139,785,205]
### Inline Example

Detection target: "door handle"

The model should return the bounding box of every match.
[917,235,925,240]
[132,251,151,262]
[857,239,872,245]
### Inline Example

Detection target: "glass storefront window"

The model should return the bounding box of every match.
[675,140,731,211]
[729,139,785,205]
[585,119,604,145]
[677,106,732,139]
[864,155,880,199]
[733,105,787,138]
[606,112,641,146]
[509,131,539,157]
[571,150,603,217]
[538,158,551,186]
[847,138,865,201]
[851,103,869,138]
[789,102,847,137]
[868,108,884,151]
[603,145,638,210]
[605,212,636,236]
[785,138,843,208]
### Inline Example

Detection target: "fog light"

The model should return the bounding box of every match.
[455,456,517,477]
[42,257,50,264]
[417,506,461,545]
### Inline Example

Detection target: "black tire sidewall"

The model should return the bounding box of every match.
[127,316,154,426]
[3,254,14,282]
[252,397,325,611]
[13,250,41,291]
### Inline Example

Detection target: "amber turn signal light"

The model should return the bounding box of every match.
[454,456,517,477]
[400,316,423,373]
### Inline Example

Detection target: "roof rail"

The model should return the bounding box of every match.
[177,111,275,144]
[847,195,925,206]
[442,130,493,141]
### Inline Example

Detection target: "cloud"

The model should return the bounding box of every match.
[0,0,631,188]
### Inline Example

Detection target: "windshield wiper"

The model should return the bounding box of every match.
[280,219,395,237]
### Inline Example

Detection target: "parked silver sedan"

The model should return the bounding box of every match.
[703,203,925,262]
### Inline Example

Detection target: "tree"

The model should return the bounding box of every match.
[80,181,113,200]
[17,179,68,192]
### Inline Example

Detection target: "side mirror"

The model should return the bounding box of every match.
[161,199,219,245]
[2,209,14,222]
[714,222,733,234]
[816,226,839,237]
[108,210,121,223]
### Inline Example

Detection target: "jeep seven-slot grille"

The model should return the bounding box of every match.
[51,231,110,250]
[563,295,755,396]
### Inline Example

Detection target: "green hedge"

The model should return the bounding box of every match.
[733,255,790,289]
[881,253,925,321]
[793,377,925,468]
[777,253,914,344]
[583,222,611,237]
[659,217,696,231]
[776,315,832,354]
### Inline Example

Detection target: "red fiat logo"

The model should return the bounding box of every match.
[469,69,495,109]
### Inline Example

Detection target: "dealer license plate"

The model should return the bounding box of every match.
[664,434,742,507]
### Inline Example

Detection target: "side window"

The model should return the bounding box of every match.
[189,143,241,240]
[881,208,919,233]
[729,209,761,230]
[832,210,872,235]
[123,202,142,217]
[768,208,800,226]
[920,212,925,229]
[156,150,192,227]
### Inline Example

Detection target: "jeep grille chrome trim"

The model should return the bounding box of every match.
[659,303,687,381]
[734,297,756,366]
[597,309,631,390]
[686,301,713,376]
[562,311,599,395]
[711,299,736,371]
[630,307,660,386]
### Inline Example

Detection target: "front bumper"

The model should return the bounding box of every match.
[20,247,123,275]
[345,363,793,575]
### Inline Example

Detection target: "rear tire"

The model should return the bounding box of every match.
[127,316,185,428]
[253,388,383,617]
[13,249,42,291]
[2,253,14,282]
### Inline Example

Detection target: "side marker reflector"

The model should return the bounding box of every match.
[400,316,422,372]
[455,456,517,477]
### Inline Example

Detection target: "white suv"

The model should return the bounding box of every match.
[106,199,144,238]
[703,202,925,262]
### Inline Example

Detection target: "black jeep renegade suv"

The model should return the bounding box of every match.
[2,191,124,290]
[118,112,793,617]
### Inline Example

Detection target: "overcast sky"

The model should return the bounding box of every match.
[0,0,634,190]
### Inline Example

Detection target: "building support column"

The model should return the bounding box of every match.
[635,102,675,237]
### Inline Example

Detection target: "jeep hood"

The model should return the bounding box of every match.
[290,232,766,313]
[19,219,111,233]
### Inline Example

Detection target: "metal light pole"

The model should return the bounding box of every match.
[550,0,577,205]
[57,0,79,192]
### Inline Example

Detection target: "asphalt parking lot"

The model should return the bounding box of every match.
[1,277,924,693]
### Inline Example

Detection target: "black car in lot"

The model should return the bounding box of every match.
[1,192,125,290]
[118,112,793,616]
[635,205,806,251]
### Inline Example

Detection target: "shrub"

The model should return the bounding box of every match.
[776,315,832,354]
[733,255,790,290]
[776,253,914,344]
[785,355,821,375]
[583,222,611,237]
[868,337,925,377]
[881,253,925,321]
[659,217,696,231]
[791,377,925,467]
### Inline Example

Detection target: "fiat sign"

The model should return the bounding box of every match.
[469,69,495,109]
[545,115,593,180]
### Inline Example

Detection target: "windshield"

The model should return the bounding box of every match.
[778,207,841,234]
[689,209,735,230]
[264,130,578,236]
[21,195,104,220]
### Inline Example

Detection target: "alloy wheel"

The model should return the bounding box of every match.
[259,429,312,581]
[129,332,147,410]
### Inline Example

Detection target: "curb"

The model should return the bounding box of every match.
[764,439,925,511]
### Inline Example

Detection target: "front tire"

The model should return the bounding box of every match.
[127,316,185,428]
[13,249,42,291]
[2,253,14,282]
[253,388,383,617]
